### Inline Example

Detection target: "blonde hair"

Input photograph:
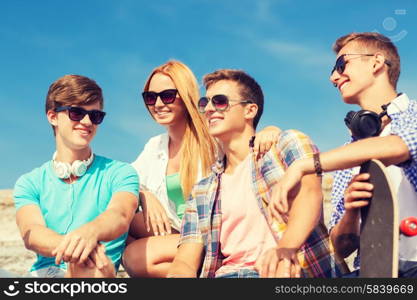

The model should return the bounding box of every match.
[143,60,217,198]
[333,32,400,88]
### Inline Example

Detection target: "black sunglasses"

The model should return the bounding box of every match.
[331,53,392,75]
[55,106,106,125]
[142,89,178,106]
[198,94,253,113]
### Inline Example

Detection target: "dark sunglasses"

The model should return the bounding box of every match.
[331,53,392,75]
[142,89,178,106]
[55,106,106,125]
[198,94,253,113]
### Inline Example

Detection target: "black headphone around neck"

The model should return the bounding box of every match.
[344,103,390,140]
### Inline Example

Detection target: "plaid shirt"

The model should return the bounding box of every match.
[329,93,417,269]
[180,129,348,278]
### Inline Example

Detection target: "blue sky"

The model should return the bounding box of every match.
[1,0,416,189]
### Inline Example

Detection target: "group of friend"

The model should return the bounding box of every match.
[11,31,417,278]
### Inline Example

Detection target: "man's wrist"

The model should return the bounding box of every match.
[81,222,100,242]
[295,158,312,177]
[313,152,323,177]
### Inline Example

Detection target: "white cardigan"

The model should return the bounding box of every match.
[131,133,202,231]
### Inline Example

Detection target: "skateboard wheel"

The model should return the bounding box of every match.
[400,217,417,237]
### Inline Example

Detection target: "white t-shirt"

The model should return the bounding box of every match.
[351,97,417,261]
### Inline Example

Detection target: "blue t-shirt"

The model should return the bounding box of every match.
[13,155,139,272]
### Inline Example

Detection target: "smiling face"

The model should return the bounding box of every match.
[48,102,101,151]
[204,80,254,141]
[146,72,188,128]
[330,41,376,104]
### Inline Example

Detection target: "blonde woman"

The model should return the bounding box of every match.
[123,61,280,277]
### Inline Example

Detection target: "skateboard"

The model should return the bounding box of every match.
[359,159,399,278]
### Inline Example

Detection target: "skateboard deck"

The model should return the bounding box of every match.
[359,159,399,278]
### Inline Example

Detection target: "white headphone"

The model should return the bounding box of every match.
[52,151,94,179]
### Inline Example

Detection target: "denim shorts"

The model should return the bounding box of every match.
[30,266,66,278]
[216,269,260,278]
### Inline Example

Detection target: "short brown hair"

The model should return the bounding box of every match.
[333,32,400,88]
[203,69,264,129]
[45,74,103,114]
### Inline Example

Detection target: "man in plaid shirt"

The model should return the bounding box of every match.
[167,69,347,278]
[267,32,417,277]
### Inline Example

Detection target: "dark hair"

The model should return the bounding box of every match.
[203,69,264,129]
[333,32,400,88]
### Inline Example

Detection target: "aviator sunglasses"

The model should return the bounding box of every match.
[142,89,178,106]
[331,53,392,75]
[198,94,253,113]
[55,106,106,125]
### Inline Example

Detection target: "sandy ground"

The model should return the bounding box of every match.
[0,190,35,276]
[0,189,128,278]
[0,174,353,277]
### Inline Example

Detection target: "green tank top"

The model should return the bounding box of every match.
[166,173,186,220]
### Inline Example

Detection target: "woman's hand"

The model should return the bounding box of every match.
[140,190,172,236]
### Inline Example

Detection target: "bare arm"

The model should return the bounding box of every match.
[167,243,204,278]
[16,204,63,257]
[329,212,360,258]
[271,135,410,215]
[329,173,373,258]
[258,174,322,277]
[304,135,409,174]
[279,174,322,248]
[91,191,139,242]
[139,190,171,236]
[53,191,138,265]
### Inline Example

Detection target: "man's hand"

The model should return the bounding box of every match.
[344,173,373,210]
[255,247,301,278]
[52,223,100,266]
[140,190,172,236]
[66,244,115,278]
[254,126,281,159]
[88,243,113,273]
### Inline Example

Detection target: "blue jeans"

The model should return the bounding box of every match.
[342,270,359,278]
[216,269,260,278]
[399,260,417,278]
[342,260,417,278]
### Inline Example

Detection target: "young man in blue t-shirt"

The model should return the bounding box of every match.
[13,75,139,277]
